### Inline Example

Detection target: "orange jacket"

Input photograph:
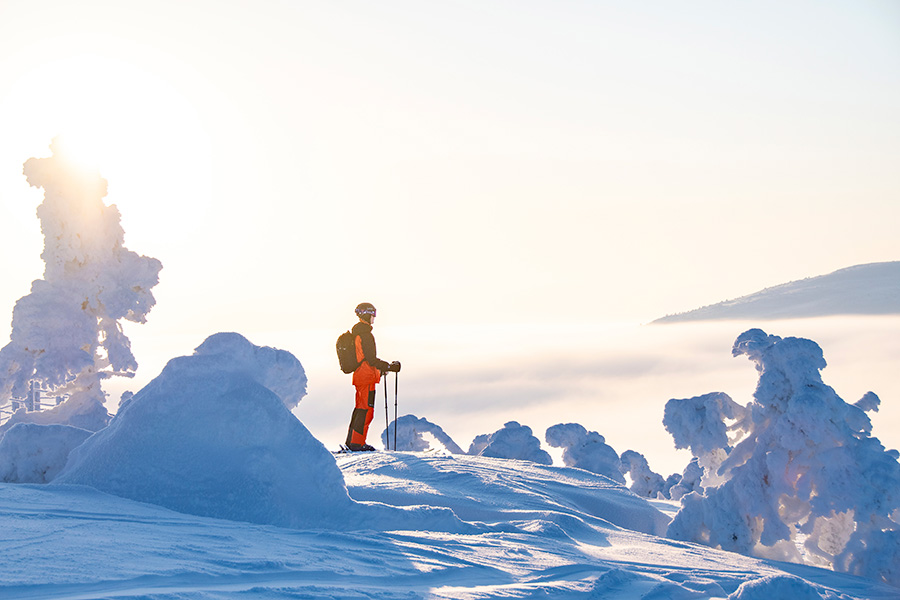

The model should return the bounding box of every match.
[351,321,390,387]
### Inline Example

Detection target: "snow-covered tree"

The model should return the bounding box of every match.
[384,415,464,453]
[0,139,162,432]
[468,421,552,465]
[545,423,625,484]
[664,328,900,586]
[666,458,704,501]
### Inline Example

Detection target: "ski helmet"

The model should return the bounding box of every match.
[355,302,377,322]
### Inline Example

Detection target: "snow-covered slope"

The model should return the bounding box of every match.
[3,332,898,599]
[3,453,898,600]
[655,262,900,323]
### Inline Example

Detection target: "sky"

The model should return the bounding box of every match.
[1,2,899,471]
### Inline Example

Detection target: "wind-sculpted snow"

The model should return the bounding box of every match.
[340,452,670,538]
[56,333,343,528]
[728,575,834,599]
[186,331,307,410]
[0,139,162,432]
[468,420,553,464]
[382,414,464,453]
[664,328,900,587]
[0,423,91,483]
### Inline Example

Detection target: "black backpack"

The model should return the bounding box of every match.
[336,331,359,374]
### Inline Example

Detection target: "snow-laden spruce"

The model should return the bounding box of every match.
[664,328,900,586]
[545,422,625,484]
[0,139,162,433]
[619,449,667,498]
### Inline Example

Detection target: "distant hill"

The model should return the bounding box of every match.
[654,262,900,324]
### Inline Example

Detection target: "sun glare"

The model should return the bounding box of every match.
[7,53,213,247]
[51,133,105,175]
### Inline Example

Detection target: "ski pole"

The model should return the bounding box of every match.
[383,376,390,450]
[393,371,398,452]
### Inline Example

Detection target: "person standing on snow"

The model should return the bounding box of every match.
[345,302,400,451]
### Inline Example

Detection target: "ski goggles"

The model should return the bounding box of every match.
[356,307,377,317]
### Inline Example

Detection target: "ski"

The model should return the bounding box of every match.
[332,444,377,455]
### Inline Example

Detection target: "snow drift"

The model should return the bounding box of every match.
[56,332,350,528]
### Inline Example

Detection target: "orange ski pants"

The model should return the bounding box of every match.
[346,383,377,446]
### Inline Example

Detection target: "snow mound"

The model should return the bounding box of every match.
[468,421,553,464]
[383,414,464,453]
[0,423,91,483]
[56,333,349,528]
[728,575,827,600]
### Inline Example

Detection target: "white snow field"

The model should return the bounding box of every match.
[2,456,897,600]
[1,334,898,600]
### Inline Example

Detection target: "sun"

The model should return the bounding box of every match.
[6,53,213,249]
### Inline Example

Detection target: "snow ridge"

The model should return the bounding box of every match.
[655,262,900,323]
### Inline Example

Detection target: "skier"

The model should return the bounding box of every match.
[345,302,400,451]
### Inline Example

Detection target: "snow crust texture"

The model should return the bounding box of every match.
[664,328,900,587]
[56,333,345,528]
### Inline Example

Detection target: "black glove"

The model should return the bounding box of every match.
[387,360,401,373]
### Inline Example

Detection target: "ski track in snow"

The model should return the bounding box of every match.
[2,454,898,600]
